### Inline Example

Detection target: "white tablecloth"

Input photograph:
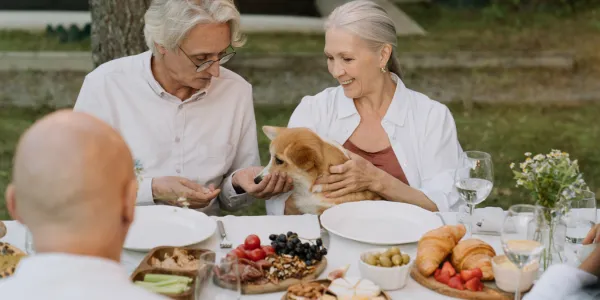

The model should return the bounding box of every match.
[0,211,591,299]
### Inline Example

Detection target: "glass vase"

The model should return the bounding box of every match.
[535,205,567,273]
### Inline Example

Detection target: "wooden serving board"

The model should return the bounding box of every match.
[215,257,328,295]
[410,266,514,300]
[131,268,196,300]
[129,246,212,300]
[281,279,392,300]
[131,246,212,276]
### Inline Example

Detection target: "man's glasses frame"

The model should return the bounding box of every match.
[179,45,236,72]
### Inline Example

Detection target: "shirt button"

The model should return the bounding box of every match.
[175,137,180,143]
[178,105,183,110]
[176,169,181,174]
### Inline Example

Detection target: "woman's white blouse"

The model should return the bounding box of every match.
[265,73,464,215]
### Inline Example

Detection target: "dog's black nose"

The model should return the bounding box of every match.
[254,176,263,184]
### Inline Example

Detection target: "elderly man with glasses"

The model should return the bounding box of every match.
[73,0,292,216]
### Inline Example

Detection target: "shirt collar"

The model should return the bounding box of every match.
[15,252,128,280]
[142,51,208,101]
[336,72,408,127]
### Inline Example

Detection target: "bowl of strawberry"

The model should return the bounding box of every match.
[227,234,276,262]
[434,262,484,292]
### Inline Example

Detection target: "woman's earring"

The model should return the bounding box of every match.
[380,67,387,73]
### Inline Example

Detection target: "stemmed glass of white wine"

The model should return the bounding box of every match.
[454,151,494,237]
[501,204,545,300]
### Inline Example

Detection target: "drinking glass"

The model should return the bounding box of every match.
[24,226,35,255]
[501,204,545,300]
[195,252,241,300]
[565,190,596,260]
[454,151,494,237]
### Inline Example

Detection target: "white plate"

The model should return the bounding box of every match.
[320,201,443,245]
[124,206,216,252]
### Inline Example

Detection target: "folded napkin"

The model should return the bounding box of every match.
[458,206,506,234]
[218,214,322,247]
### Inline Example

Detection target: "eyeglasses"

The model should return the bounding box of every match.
[178,45,236,72]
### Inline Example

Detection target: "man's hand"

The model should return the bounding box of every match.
[152,176,220,207]
[232,166,293,199]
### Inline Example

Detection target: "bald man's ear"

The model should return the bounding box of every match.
[5,184,23,224]
[122,179,137,226]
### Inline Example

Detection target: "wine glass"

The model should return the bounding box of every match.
[195,251,241,300]
[501,204,545,300]
[454,151,494,237]
[24,226,35,255]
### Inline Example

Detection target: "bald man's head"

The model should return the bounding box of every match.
[6,110,137,237]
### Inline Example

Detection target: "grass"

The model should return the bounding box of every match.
[3,102,600,219]
[1,4,599,58]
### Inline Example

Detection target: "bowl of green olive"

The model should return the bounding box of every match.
[358,247,414,290]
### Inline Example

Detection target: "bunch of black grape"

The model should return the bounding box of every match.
[269,231,328,266]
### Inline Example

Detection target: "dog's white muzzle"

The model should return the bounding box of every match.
[253,159,272,184]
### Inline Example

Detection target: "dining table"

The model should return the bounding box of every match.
[0,209,596,300]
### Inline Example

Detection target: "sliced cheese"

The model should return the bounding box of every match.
[354,279,381,297]
[329,278,355,297]
[329,277,381,298]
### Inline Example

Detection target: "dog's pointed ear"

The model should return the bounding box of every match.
[289,143,322,171]
[262,126,283,141]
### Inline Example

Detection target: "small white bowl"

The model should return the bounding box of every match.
[358,248,414,291]
[491,255,538,293]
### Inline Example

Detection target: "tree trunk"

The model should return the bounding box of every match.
[89,0,152,67]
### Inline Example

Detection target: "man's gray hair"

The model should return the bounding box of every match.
[325,0,402,77]
[144,0,246,55]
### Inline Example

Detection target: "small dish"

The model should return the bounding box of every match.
[491,255,538,293]
[358,248,414,290]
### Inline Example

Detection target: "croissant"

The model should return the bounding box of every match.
[416,224,466,277]
[451,238,496,280]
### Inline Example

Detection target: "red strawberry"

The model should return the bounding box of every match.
[471,268,483,279]
[441,261,456,277]
[434,269,451,285]
[460,268,483,282]
[448,275,464,290]
[465,277,483,292]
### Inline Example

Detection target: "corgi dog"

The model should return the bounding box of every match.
[254,126,381,215]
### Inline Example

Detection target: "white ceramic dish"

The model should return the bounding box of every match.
[124,206,216,252]
[320,201,443,245]
[491,255,538,293]
[358,248,414,290]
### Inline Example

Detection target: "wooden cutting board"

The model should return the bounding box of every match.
[281,279,392,300]
[215,257,328,295]
[410,266,515,300]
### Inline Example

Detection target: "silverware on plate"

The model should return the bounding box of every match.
[217,220,231,248]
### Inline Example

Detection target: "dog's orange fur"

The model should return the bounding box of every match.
[261,126,381,215]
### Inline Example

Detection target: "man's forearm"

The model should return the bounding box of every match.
[137,177,155,205]
[218,171,254,211]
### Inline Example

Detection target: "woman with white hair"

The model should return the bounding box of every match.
[74,0,292,216]
[266,0,463,215]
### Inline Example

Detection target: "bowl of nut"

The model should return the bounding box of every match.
[358,246,413,291]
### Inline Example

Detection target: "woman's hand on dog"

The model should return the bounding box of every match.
[313,152,382,198]
[152,176,221,207]
[232,166,293,199]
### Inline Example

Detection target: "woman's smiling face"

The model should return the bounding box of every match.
[324,27,383,99]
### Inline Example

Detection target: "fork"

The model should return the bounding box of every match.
[217,220,232,248]
[435,212,446,225]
